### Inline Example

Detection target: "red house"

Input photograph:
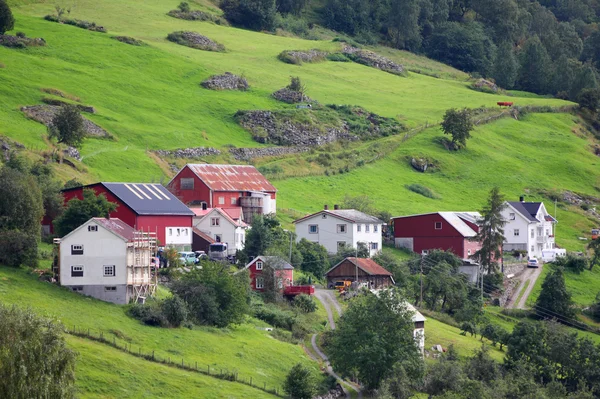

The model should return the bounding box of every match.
[243,256,294,292]
[392,212,482,259]
[57,183,194,248]
[167,164,277,223]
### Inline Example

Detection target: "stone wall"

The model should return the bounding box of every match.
[154,147,221,158]
[343,45,404,75]
[21,105,109,137]
[229,146,310,161]
[201,72,249,91]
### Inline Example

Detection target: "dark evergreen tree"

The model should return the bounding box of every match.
[535,267,576,321]
[0,0,14,35]
[492,41,518,89]
[472,187,506,274]
[518,35,552,94]
[283,363,316,399]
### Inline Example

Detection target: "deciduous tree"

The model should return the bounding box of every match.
[440,108,473,149]
[53,189,117,237]
[48,104,86,147]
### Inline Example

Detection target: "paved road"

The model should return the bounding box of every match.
[507,265,544,309]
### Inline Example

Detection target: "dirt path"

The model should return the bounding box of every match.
[315,289,337,330]
[506,265,544,309]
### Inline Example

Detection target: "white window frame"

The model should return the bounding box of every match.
[218,197,225,205]
[230,197,237,205]
[71,265,84,277]
[256,277,264,289]
[211,217,220,227]
[514,229,520,236]
[71,245,84,255]
[337,224,347,234]
[104,286,117,292]
[509,213,515,220]
[256,261,263,270]
[104,265,116,277]
[366,224,370,232]
[180,178,194,190]
[357,224,361,232]
[434,222,442,230]
[374,225,378,232]
[88,225,98,232]
[309,225,318,234]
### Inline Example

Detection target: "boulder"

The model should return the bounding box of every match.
[201,72,249,91]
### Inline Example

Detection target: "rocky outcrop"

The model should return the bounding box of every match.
[21,105,109,137]
[154,147,221,158]
[472,78,499,92]
[201,72,249,91]
[40,97,96,113]
[342,45,404,75]
[229,146,310,161]
[166,31,225,52]
[272,87,312,104]
[0,34,46,48]
[313,385,345,399]
[278,49,327,65]
[63,146,82,160]
[0,136,25,160]
[235,110,357,146]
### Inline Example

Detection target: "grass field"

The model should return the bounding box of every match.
[527,263,600,307]
[0,267,318,392]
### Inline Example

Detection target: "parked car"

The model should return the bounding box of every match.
[178,251,198,265]
[527,258,539,268]
[195,251,208,260]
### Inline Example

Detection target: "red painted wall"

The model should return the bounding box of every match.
[167,166,212,206]
[136,215,193,246]
[212,191,242,207]
[248,259,294,292]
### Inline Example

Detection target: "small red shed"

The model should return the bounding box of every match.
[243,256,294,292]
[391,212,482,259]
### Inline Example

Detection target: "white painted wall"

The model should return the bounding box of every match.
[251,192,276,215]
[164,226,192,247]
[353,222,383,257]
[502,203,556,259]
[60,220,128,287]
[194,210,247,254]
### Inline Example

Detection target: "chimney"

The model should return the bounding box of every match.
[324,205,328,210]
[519,196,524,202]
[334,204,340,210]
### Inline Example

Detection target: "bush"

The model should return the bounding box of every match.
[274,13,310,37]
[292,294,317,313]
[178,1,190,12]
[166,31,225,52]
[161,295,188,327]
[554,253,588,273]
[112,36,145,46]
[253,303,296,330]
[483,272,503,291]
[0,0,15,35]
[327,52,350,62]
[284,363,317,399]
[0,230,38,267]
[405,183,438,199]
[128,300,167,327]
[221,0,276,31]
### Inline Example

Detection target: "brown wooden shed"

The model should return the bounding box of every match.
[325,257,394,289]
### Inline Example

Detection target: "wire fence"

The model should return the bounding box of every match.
[66,325,285,398]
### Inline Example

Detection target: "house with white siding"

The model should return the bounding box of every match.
[293,205,384,257]
[57,217,157,304]
[501,198,557,259]
[191,207,249,253]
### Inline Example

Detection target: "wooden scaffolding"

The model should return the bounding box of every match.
[127,229,158,304]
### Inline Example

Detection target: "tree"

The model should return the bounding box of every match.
[161,295,189,327]
[297,238,329,278]
[0,230,38,267]
[340,194,375,214]
[48,104,86,147]
[31,161,64,222]
[440,108,473,149]
[178,1,190,12]
[276,0,309,16]
[472,187,506,274]
[492,41,518,89]
[328,289,423,390]
[577,88,600,111]
[386,0,422,50]
[53,189,117,237]
[0,304,76,398]
[0,0,14,35]
[221,0,277,31]
[535,267,576,321]
[588,239,600,271]
[518,36,552,94]
[283,363,316,399]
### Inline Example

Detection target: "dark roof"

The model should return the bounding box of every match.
[245,256,294,270]
[183,164,277,193]
[65,182,194,216]
[93,217,137,241]
[507,202,541,222]
[294,209,383,224]
[326,257,393,276]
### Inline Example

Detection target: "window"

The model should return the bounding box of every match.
[71,245,83,255]
[71,266,83,277]
[509,213,515,220]
[169,228,173,236]
[71,286,83,292]
[435,222,442,230]
[545,229,549,236]
[231,197,237,205]
[88,225,98,232]
[321,213,327,219]
[277,279,283,289]
[211,217,220,226]
[256,261,263,270]
[370,242,378,250]
[176,228,181,236]
[309,225,318,234]
[183,228,188,236]
[531,245,534,252]
[514,229,520,236]
[357,224,361,232]
[218,197,225,205]
[104,286,117,292]
[180,178,194,190]
[531,229,535,238]
[215,234,222,242]
[104,265,115,277]
[467,249,472,255]
[337,224,347,234]
[366,225,370,232]
[256,277,264,289]
[374,225,378,232]
[337,241,346,250]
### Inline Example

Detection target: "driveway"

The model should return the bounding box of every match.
[506,264,544,309]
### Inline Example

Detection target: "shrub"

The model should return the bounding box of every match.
[0,0,15,35]
[178,1,190,12]
[405,183,439,199]
[112,36,145,46]
[288,76,304,92]
[253,303,296,330]
[284,363,316,399]
[292,294,317,313]
[128,300,168,327]
[0,230,38,267]
[166,31,225,52]
[161,295,188,327]
[274,13,310,37]
[327,52,350,62]
[554,253,588,273]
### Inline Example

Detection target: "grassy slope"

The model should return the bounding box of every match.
[1,1,569,183]
[68,336,277,398]
[276,113,600,252]
[528,263,600,307]
[0,267,317,392]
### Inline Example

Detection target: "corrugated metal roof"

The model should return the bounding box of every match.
[293,209,383,224]
[186,164,277,193]
[192,227,216,244]
[93,217,137,241]
[326,257,392,276]
[193,208,247,227]
[102,183,194,216]
[438,212,480,238]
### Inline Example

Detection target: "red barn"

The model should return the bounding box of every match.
[167,164,277,223]
[243,256,294,292]
[58,183,194,248]
[392,212,482,259]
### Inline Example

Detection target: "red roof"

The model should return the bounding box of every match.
[192,227,216,243]
[184,164,277,193]
[326,257,393,276]
[93,217,137,241]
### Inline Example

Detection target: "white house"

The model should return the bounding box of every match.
[293,205,384,257]
[406,302,426,355]
[57,217,157,304]
[192,207,249,253]
[501,198,557,259]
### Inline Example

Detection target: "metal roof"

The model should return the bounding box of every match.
[184,164,277,193]
[438,212,481,238]
[192,227,216,244]
[326,257,393,276]
[101,183,194,216]
[244,256,294,270]
[92,217,137,241]
[293,209,384,224]
[507,201,542,222]
[194,208,247,228]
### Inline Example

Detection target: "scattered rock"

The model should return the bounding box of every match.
[112,36,145,46]
[41,97,96,113]
[63,146,82,161]
[342,44,404,75]
[44,15,106,32]
[313,385,345,399]
[272,87,312,104]
[411,158,429,172]
[229,146,310,161]
[471,78,498,93]
[0,34,46,48]
[154,147,221,158]
[201,72,248,91]
[21,105,109,137]
[278,49,327,65]
[166,31,225,52]
[167,9,226,24]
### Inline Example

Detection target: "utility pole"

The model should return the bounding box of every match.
[419,254,424,307]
